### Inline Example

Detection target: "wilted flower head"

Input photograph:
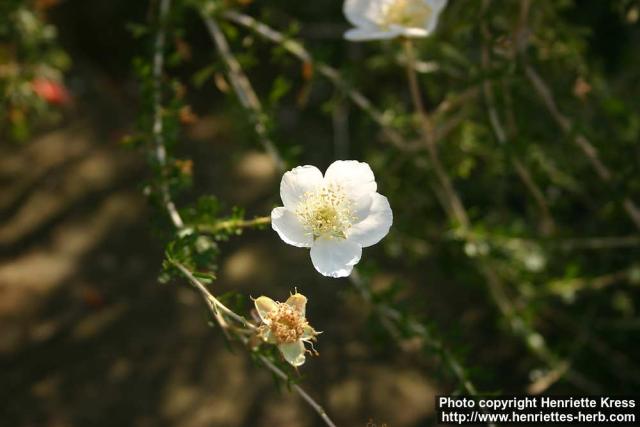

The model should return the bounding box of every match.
[271,160,393,278]
[254,292,318,367]
[343,0,448,41]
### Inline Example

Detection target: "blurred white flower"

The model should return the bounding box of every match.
[343,0,448,41]
[254,292,318,367]
[272,160,393,278]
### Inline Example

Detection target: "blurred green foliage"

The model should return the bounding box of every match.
[0,0,70,141]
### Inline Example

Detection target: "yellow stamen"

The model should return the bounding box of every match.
[379,0,433,29]
[295,184,356,239]
[263,303,307,344]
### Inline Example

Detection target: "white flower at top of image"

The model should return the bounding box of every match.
[254,292,319,367]
[343,0,448,41]
[271,160,393,278]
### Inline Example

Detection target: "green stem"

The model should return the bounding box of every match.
[403,39,470,230]
[172,261,255,329]
[194,216,271,234]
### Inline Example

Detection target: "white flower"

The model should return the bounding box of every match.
[343,0,448,41]
[254,292,318,367]
[271,160,393,278]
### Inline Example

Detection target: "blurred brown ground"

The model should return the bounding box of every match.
[0,114,439,427]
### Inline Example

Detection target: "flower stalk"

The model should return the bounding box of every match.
[170,260,338,427]
[194,216,271,234]
[402,38,469,230]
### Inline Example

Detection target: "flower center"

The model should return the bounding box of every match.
[379,0,433,29]
[265,303,306,344]
[295,184,355,239]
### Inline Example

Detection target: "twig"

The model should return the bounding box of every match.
[173,261,255,328]
[480,0,554,234]
[199,10,286,172]
[549,309,640,387]
[332,93,350,158]
[516,3,640,231]
[466,231,640,251]
[478,265,600,394]
[152,0,184,229]
[258,355,337,427]
[222,10,420,152]
[556,235,640,250]
[403,38,599,393]
[349,270,495,427]
[349,271,481,396]
[172,260,338,427]
[546,268,633,297]
[523,64,611,180]
[195,215,271,234]
[403,39,469,229]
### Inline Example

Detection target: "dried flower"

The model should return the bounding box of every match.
[272,160,393,278]
[254,292,318,367]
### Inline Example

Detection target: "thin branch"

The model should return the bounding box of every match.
[480,0,554,234]
[466,232,640,251]
[549,309,640,387]
[349,270,497,427]
[195,215,271,234]
[553,235,640,251]
[152,0,184,229]
[478,265,601,394]
[523,64,611,180]
[516,4,640,231]
[331,93,350,158]
[199,10,286,172]
[349,270,482,397]
[403,39,469,229]
[258,355,337,427]
[403,38,599,393]
[222,10,420,152]
[173,261,255,328]
[547,267,633,297]
[172,260,338,427]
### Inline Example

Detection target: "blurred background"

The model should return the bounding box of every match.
[1,0,640,426]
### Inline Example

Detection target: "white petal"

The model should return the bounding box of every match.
[280,165,323,209]
[423,0,448,35]
[301,325,316,340]
[347,193,393,247]
[254,296,277,323]
[271,207,313,248]
[427,0,449,12]
[310,237,362,278]
[279,341,306,367]
[263,329,277,344]
[344,27,403,42]
[343,0,385,27]
[352,193,373,223]
[324,160,377,199]
[286,293,307,317]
